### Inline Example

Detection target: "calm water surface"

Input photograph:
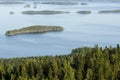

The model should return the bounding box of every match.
[0,1,120,58]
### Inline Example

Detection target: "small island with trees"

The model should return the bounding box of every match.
[22,10,70,15]
[5,25,64,36]
[77,11,91,14]
[99,9,120,13]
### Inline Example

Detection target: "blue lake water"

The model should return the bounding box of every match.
[0,1,120,58]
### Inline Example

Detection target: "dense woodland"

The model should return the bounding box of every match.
[0,45,120,80]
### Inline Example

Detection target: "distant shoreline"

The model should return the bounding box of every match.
[0,1,25,4]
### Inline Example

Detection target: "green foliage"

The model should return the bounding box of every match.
[22,10,70,15]
[5,25,64,36]
[0,45,120,80]
[99,10,120,13]
[77,11,91,14]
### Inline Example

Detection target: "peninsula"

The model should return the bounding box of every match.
[5,25,64,36]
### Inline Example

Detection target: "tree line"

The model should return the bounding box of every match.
[0,45,120,80]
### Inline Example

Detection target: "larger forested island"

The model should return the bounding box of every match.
[5,25,64,36]
[22,10,69,15]
[0,45,120,80]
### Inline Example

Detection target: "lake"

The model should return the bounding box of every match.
[0,1,120,58]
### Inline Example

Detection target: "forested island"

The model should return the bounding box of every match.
[0,45,120,80]
[22,10,70,15]
[77,11,91,14]
[99,10,120,13]
[5,25,63,36]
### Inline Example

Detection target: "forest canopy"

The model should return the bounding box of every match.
[0,45,120,80]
